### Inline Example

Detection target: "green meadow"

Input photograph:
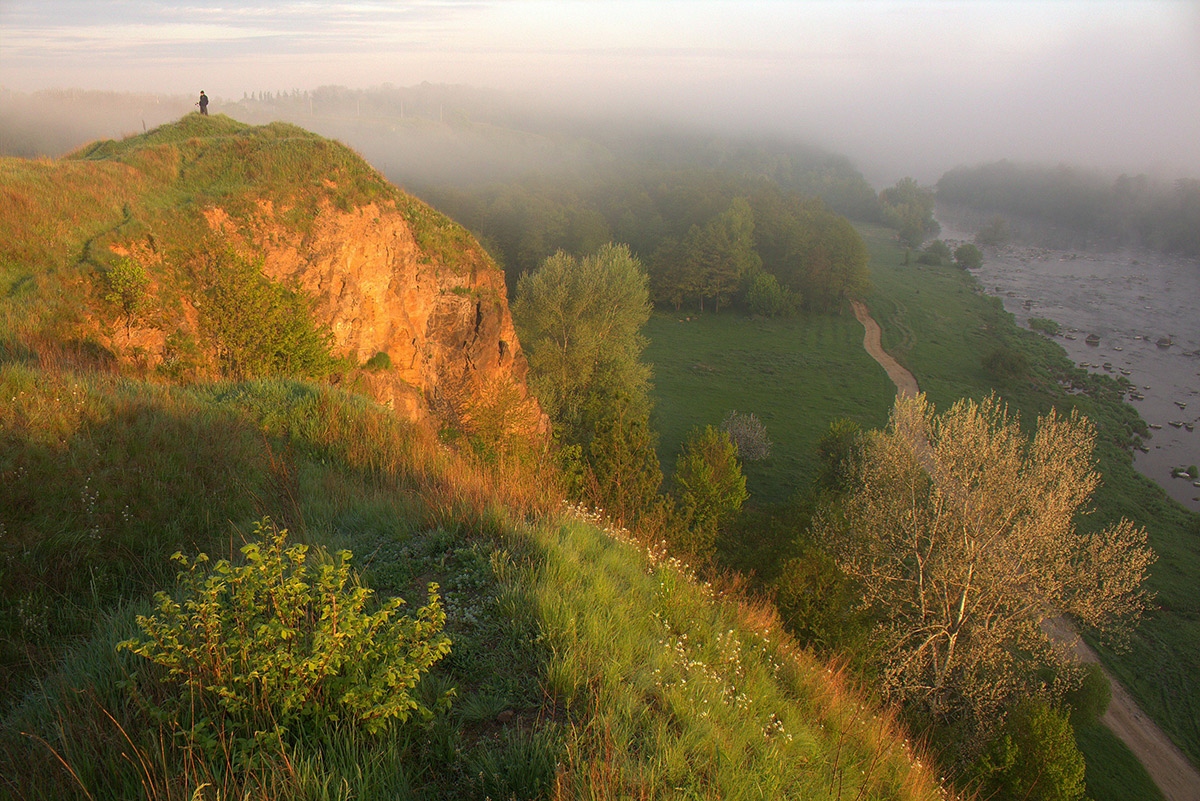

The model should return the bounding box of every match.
[645,311,894,504]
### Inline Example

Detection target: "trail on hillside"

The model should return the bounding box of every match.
[852,300,1200,801]
[851,301,918,398]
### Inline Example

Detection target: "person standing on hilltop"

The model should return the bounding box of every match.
[198,91,209,116]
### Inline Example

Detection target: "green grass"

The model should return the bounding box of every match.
[1075,723,1166,801]
[644,310,894,504]
[0,363,945,800]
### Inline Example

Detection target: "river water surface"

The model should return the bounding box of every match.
[937,217,1200,513]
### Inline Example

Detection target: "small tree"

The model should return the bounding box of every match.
[104,257,151,339]
[585,396,663,525]
[954,242,983,270]
[673,426,749,553]
[819,394,1155,725]
[721,410,771,462]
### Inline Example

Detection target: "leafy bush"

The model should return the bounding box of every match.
[1065,663,1111,727]
[1028,317,1062,336]
[916,239,952,266]
[953,242,983,269]
[119,519,452,761]
[721,409,772,461]
[672,425,748,555]
[102,257,151,338]
[975,698,1086,801]
[745,270,795,317]
[364,350,392,371]
[195,247,336,379]
[982,345,1030,383]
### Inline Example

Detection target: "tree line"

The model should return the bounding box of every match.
[938,160,1200,257]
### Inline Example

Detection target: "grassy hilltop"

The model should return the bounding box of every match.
[0,116,945,799]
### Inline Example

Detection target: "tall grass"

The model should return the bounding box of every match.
[1,359,946,800]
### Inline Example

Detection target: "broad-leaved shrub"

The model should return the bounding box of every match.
[119,519,451,760]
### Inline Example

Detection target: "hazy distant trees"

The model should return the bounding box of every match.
[652,197,761,312]
[750,188,870,312]
[938,161,1200,257]
[880,177,940,248]
[819,394,1155,727]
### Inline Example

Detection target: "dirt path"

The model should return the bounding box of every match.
[852,300,1200,801]
[1042,618,1200,801]
[851,301,918,398]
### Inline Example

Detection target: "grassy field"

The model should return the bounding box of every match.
[644,311,894,504]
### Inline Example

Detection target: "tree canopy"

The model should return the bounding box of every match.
[880,177,940,248]
[819,394,1155,725]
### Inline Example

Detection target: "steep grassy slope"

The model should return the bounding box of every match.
[0,366,947,800]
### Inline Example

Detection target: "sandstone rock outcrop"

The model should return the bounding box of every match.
[200,199,534,427]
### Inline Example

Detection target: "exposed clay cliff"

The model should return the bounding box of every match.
[200,199,532,427]
[0,115,540,436]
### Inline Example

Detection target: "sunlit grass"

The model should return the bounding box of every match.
[1,359,947,799]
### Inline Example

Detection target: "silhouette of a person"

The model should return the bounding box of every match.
[198,91,209,116]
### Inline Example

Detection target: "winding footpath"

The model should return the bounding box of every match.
[852,300,1200,801]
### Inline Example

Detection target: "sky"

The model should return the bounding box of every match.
[2,0,1199,183]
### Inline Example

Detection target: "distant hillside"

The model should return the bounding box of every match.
[0,115,946,799]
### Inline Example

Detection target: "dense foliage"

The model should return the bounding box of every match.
[818,394,1155,733]
[120,520,451,760]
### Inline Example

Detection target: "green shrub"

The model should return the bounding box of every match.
[953,242,983,269]
[745,270,795,317]
[672,425,748,554]
[1065,663,1112,727]
[102,257,151,338]
[982,345,1030,383]
[119,519,452,761]
[975,698,1086,801]
[916,239,952,266]
[1029,317,1062,337]
[195,247,336,379]
[364,350,392,371]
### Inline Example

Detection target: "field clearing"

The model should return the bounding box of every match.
[644,310,894,505]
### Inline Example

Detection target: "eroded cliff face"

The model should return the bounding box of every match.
[196,199,536,429]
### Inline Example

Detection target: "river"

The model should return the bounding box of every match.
[937,214,1200,513]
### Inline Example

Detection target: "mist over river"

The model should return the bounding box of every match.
[937,215,1200,513]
